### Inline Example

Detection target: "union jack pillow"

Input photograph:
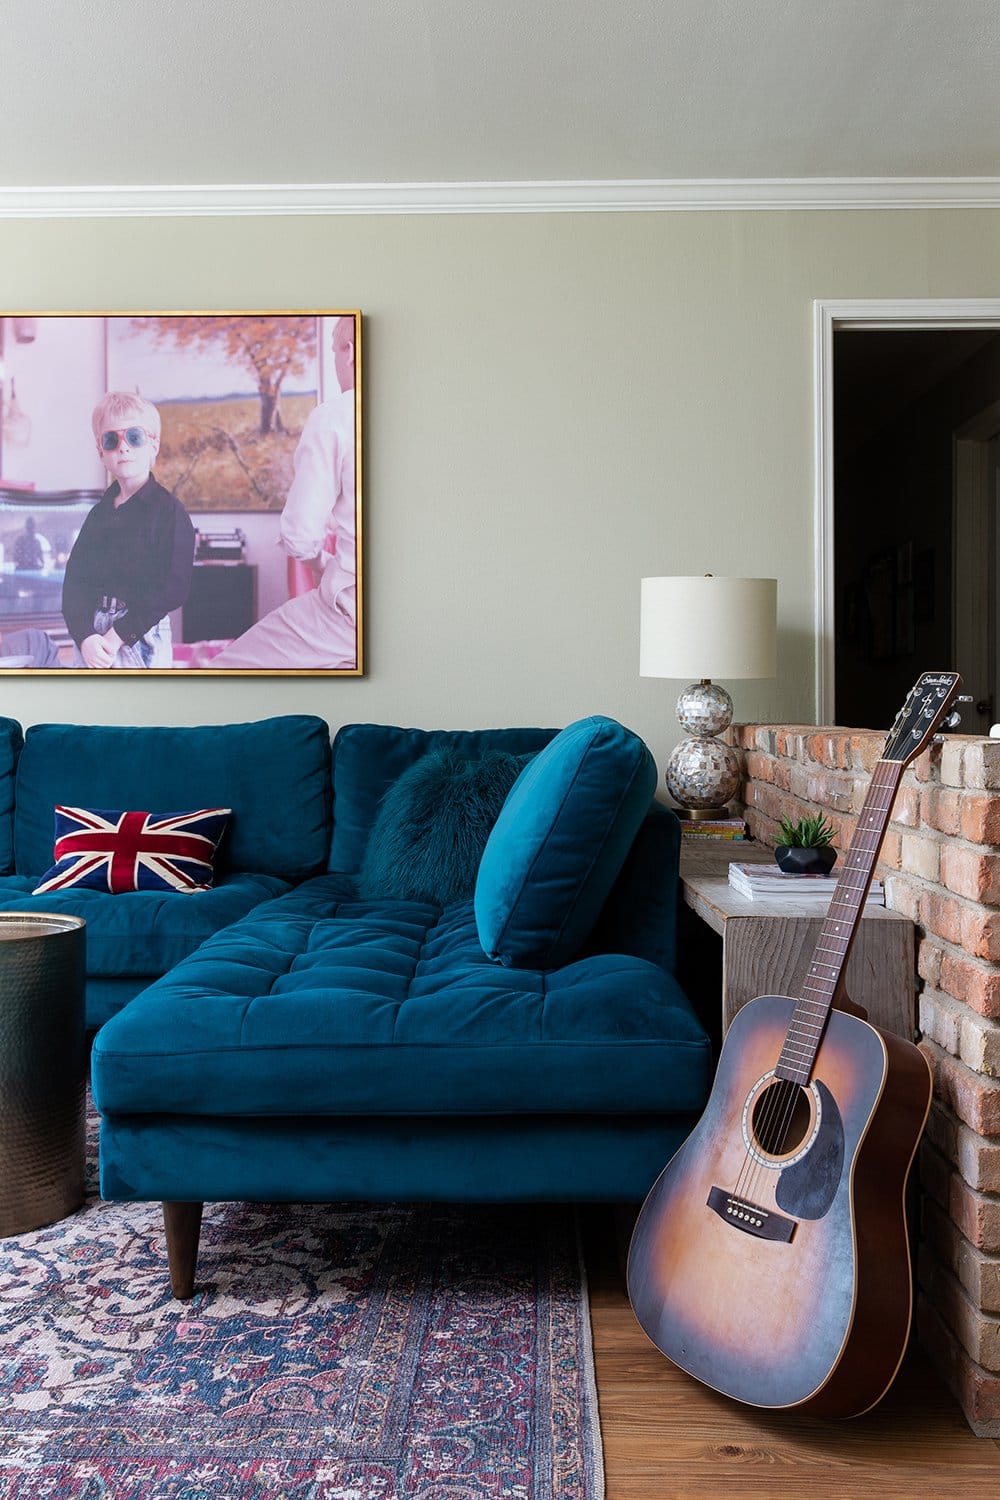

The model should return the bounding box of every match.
[33,806,232,895]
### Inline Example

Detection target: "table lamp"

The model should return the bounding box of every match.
[640,575,777,816]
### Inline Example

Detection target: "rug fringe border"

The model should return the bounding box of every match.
[574,1209,607,1500]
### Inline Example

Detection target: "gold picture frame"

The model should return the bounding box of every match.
[0,310,363,675]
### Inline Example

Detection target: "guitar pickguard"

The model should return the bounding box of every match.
[774,1080,844,1220]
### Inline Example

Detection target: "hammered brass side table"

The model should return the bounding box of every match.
[0,913,87,1235]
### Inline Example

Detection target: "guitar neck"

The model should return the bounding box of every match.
[775,757,904,1084]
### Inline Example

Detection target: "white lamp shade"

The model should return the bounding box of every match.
[640,576,777,680]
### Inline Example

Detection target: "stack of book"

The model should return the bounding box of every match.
[727,861,885,906]
[679,817,746,841]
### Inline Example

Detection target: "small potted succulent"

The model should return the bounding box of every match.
[775,813,838,875]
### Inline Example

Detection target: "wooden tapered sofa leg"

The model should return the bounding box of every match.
[162,1201,203,1300]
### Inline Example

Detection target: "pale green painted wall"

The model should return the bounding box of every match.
[1,208,999,773]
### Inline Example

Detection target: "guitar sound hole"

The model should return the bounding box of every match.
[750,1080,812,1157]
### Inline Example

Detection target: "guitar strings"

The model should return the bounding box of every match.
[732,761,899,1210]
[731,760,897,1207]
[729,682,950,1214]
[748,763,896,1190]
[755,764,897,1196]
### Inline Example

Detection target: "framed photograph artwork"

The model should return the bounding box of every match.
[0,310,362,674]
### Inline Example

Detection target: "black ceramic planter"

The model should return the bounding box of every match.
[774,844,837,876]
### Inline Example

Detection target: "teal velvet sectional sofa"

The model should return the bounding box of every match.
[1,713,713,1296]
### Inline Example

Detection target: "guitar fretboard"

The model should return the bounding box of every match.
[775,758,904,1084]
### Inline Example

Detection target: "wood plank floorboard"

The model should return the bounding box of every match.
[581,1207,1000,1499]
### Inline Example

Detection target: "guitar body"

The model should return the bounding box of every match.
[627,994,932,1417]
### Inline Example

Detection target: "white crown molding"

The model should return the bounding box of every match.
[3,177,1000,217]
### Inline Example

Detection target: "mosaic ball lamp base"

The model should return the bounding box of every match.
[665,679,741,815]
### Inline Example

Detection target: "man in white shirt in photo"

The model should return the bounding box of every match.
[210,315,357,669]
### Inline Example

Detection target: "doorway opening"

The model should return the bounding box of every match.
[815,302,1000,732]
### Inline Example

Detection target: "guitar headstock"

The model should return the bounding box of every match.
[882,671,964,766]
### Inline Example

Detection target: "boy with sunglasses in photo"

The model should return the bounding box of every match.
[62,393,195,669]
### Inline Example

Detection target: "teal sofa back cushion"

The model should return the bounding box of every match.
[0,718,24,875]
[328,723,556,873]
[14,715,332,881]
[475,715,657,969]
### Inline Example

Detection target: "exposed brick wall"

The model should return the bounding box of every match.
[731,724,1000,1434]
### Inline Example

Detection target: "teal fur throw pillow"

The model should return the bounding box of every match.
[357,748,530,904]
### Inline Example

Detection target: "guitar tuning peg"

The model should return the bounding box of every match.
[942,697,975,730]
[934,696,975,731]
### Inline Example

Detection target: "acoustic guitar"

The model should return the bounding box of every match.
[627,670,964,1418]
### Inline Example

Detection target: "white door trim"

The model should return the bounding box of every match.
[813,299,1000,723]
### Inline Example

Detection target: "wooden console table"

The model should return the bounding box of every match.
[679,840,915,1041]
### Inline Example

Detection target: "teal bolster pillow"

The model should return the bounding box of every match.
[358,748,529,904]
[474,715,657,968]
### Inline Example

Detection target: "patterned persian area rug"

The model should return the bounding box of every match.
[0,1117,605,1500]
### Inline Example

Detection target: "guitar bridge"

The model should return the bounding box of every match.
[708,1186,796,1243]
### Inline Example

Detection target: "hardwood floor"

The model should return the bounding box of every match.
[582,1208,1000,1498]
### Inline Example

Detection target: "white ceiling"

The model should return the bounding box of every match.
[3,0,999,189]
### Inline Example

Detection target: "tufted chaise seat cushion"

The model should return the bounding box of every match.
[91,874,712,1120]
